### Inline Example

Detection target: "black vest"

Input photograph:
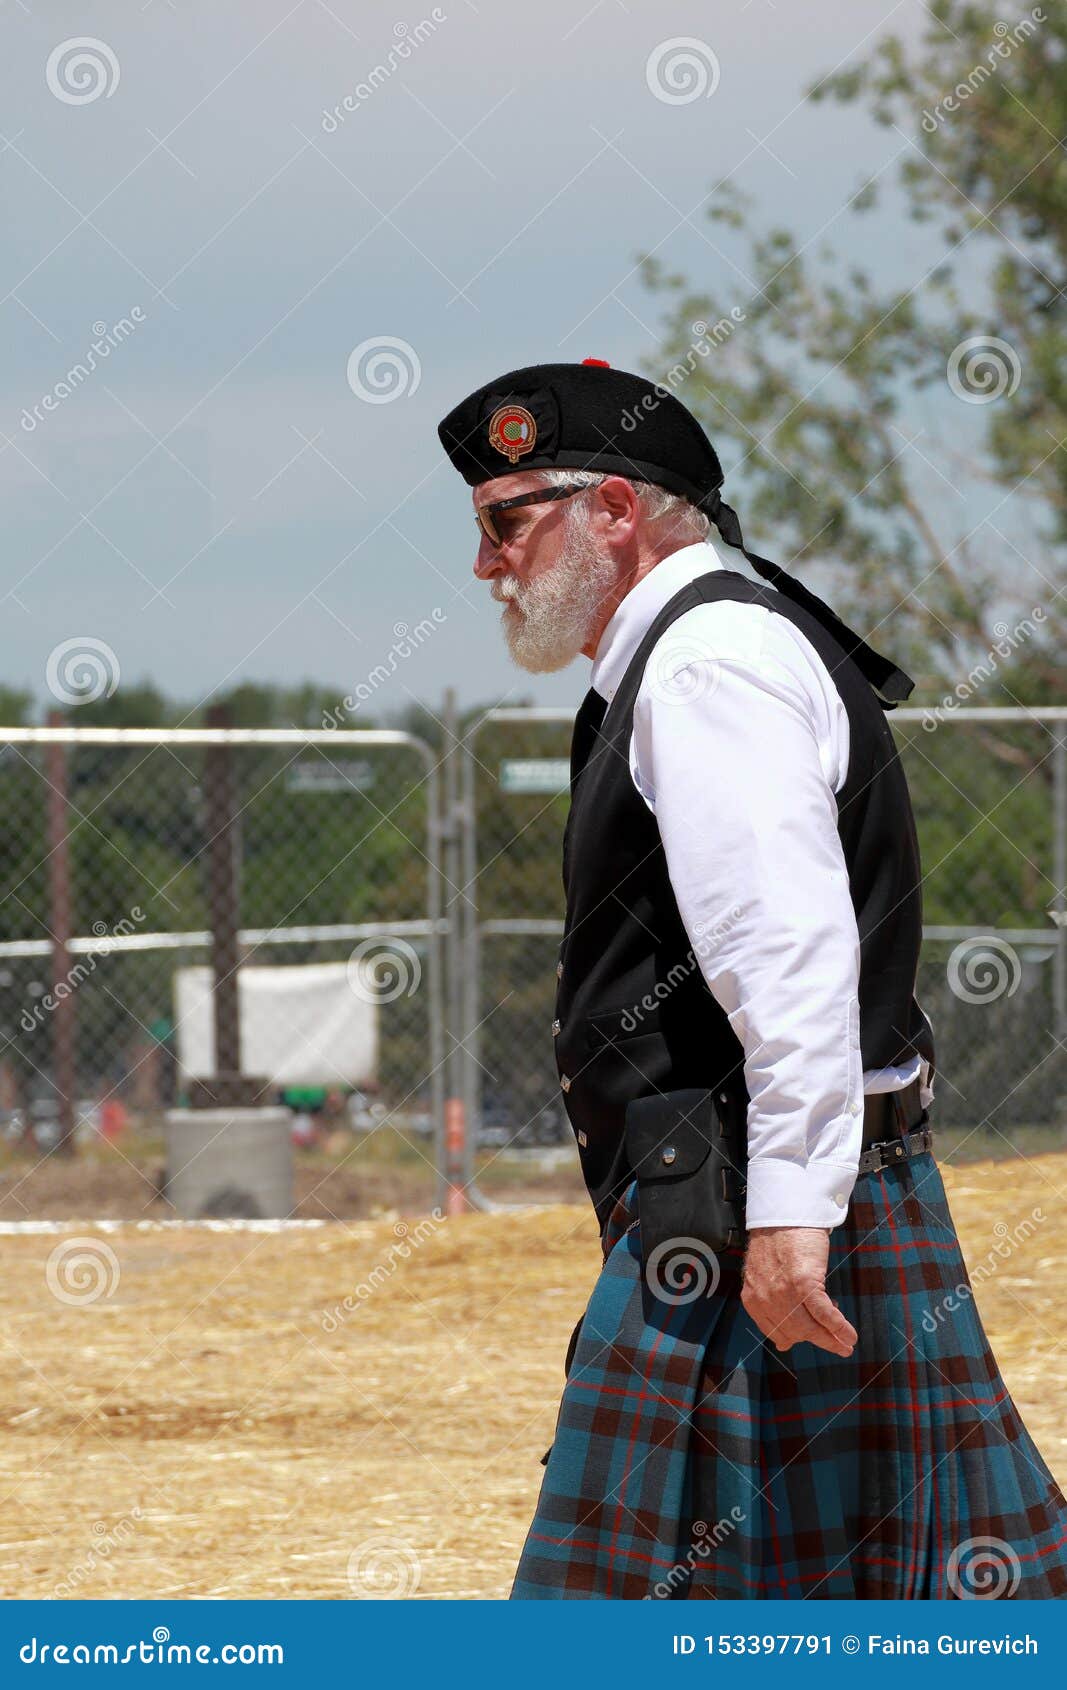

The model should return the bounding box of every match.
[555,569,935,1231]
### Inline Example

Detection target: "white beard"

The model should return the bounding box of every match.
[492,519,617,673]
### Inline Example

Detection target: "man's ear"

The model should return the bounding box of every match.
[596,475,641,534]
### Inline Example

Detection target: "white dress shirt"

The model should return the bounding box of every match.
[589,539,932,1230]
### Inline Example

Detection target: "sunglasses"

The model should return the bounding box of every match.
[473,481,597,547]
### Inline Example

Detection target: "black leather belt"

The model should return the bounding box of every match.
[858,1077,932,1175]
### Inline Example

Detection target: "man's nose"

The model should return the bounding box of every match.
[474,535,506,580]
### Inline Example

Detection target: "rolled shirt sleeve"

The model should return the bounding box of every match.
[631,600,864,1230]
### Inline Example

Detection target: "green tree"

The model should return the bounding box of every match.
[641,0,1065,697]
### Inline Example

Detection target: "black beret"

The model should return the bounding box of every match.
[437,357,724,511]
[438,357,915,705]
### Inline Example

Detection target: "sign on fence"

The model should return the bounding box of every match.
[498,758,570,794]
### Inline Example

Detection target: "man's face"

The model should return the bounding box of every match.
[471,471,617,673]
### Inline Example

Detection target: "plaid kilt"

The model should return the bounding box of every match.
[510,1150,1067,1599]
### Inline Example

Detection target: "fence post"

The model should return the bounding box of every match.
[1053,726,1066,1048]
[45,708,75,1153]
[441,688,469,1213]
[191,702,269,1108]
[459,720,480,1196]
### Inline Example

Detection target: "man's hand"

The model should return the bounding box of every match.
[741,1226,857,1357]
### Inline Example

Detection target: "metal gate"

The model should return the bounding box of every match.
[0,724,446,1187]
[456,704,1067,1204]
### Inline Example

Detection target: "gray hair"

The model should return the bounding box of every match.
[535,467,710,543]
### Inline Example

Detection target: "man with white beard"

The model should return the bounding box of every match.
[437,359,1067,1600]
[485,466,687,674]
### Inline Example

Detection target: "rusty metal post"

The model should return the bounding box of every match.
[189,703,268,1109]
[45,709,76,1152]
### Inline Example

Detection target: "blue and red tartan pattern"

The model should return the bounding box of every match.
[510,1153,1067,1599]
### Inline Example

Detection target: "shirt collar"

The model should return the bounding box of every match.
[589,539,727,704]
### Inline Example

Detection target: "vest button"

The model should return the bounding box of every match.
[560,1075,571,1093]
[661,1147,676,1165]
[551,1019,561,1036]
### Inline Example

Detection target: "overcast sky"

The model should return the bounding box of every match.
[1,0,950,719]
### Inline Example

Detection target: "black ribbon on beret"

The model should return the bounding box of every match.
[700,491,914,707]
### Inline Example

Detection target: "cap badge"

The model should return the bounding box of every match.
[488,403,537,464]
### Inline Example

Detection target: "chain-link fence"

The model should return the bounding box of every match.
[0,726,444,1172]
[2,708,1064,1211]
[460,706,1067,1196]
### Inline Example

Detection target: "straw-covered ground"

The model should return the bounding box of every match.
[1,1151,1065,1600]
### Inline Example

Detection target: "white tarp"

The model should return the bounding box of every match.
[174,962,378,1087]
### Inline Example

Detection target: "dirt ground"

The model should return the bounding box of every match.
[0,1152,1065,1600]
